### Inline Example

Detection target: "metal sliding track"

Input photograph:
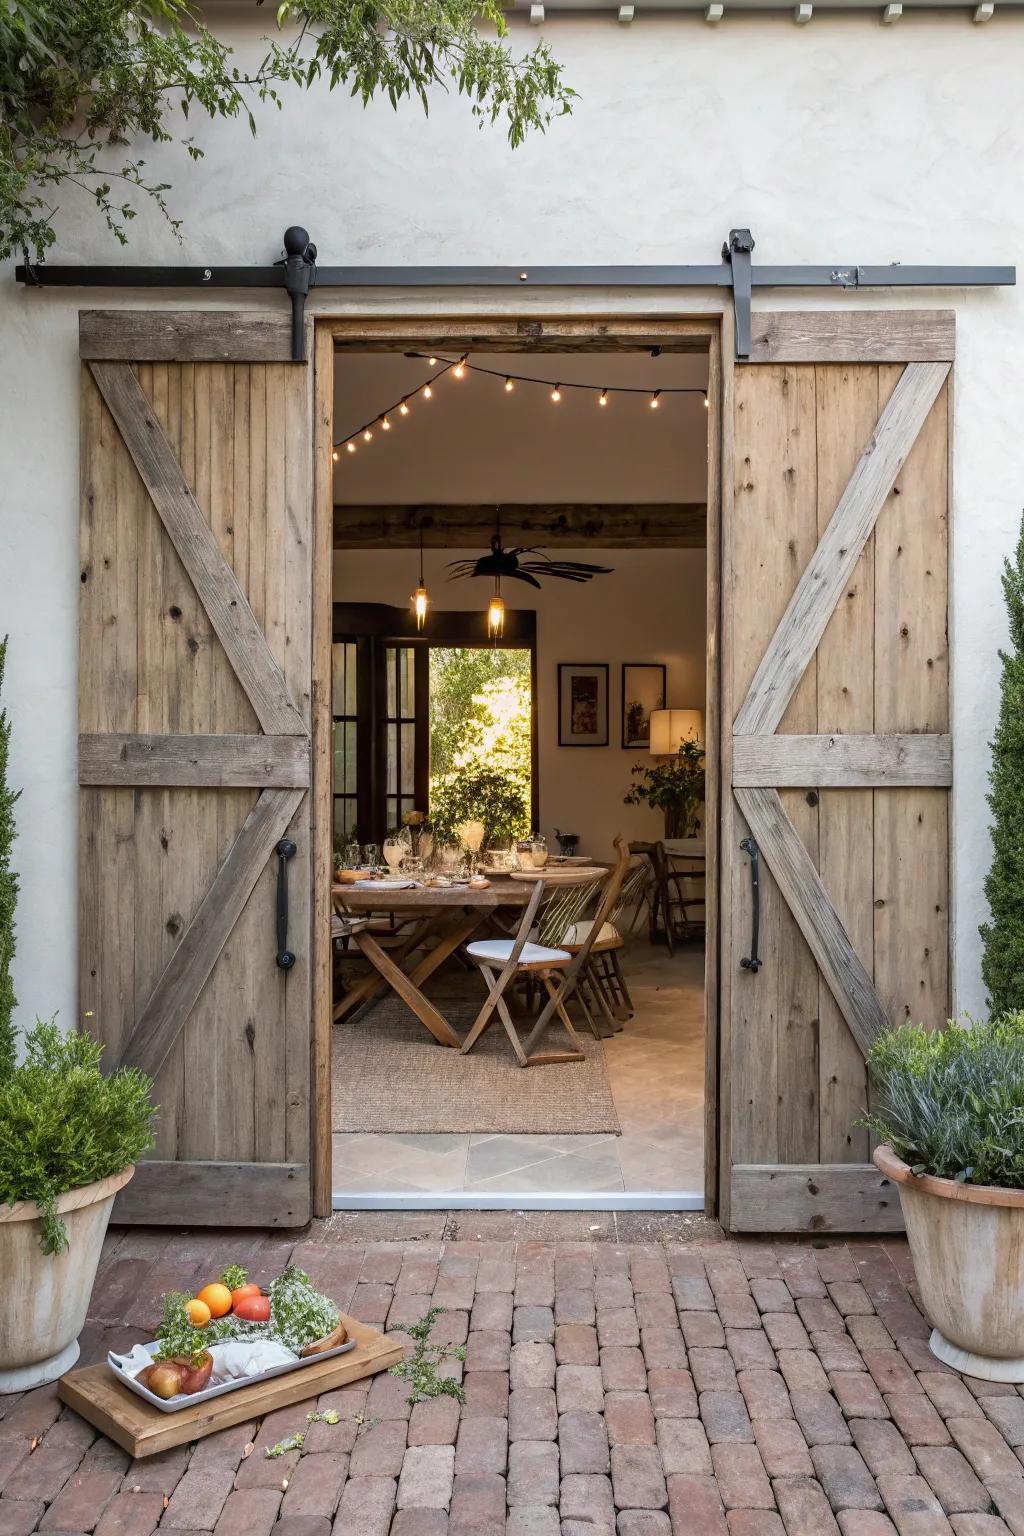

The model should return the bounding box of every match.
[15,226,1015,360]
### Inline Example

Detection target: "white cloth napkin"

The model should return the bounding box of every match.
[111,1337,298,1385]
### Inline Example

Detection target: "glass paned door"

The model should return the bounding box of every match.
[384,643,420,833]
[331,641,359,851]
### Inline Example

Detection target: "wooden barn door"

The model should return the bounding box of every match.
[78,312,314,1226]
[720,312,952,1233]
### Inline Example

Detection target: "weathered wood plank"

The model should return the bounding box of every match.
[118,787,303,1082]
[749,312,955,365]
[730,1164,904,1233]
[80,311,296,363]
[334,503,708,549]
[732,732,952,787]
[79,732,311,787]
[89,361,306,737]
[113,1159,310,1226]
[735,785,890,1060]
[312,325,336,1219]
[734,361,950,737]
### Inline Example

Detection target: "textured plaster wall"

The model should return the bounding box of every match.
[1,6,1021,1031]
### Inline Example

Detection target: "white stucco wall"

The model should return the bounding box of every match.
[1,6,1021,1032]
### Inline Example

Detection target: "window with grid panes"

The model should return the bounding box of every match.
[331,641,358,851]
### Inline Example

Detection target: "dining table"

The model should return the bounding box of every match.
[331,868,603,1048]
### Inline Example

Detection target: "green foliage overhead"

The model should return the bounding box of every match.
[429,646,531,846]
[0,0,575,261]
[981,514,1024,1016]
[0,1019,156,1252]
[862,1014,1024,1189]
[0,637,18,1081]
[624,737,705,837]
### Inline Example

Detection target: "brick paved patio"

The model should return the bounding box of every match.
[2,1219,1023,1536]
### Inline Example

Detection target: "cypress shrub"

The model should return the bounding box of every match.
[0,637,18,1080]
[981,516,1024,1015]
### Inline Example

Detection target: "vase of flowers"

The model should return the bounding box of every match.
[624,739,705,838]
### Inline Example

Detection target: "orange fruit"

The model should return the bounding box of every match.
[185,1298,211,1328]
[196,1282,232,1319]
[230,1283,261,1310]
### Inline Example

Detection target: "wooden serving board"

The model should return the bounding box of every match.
[57,1316,402,1457]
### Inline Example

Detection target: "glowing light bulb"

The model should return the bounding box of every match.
[346,442,356,454]
[551,385,562,403]
[363,428,373,441]
[650,391,661,409]
[332,449,339,461]
[399,400,410,416]
[704,395,710,409]
[505,378,514,393]
[411,585,430,631]
[428,356,438,366]
[381,416,391,431]
[487,593,505,640]
[454,356,467,379]
[423,384,432,399]
[599,389,609,406]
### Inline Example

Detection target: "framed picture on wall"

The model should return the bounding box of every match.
[558,664,609,747]
[622,663,667,749]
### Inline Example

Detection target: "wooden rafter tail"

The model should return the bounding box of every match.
[735,786,889,1059]
[734,360,950,737]
[87,361,307,738]
[119,787,304,1082]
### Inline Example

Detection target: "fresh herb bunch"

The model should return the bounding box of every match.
[154,1292,211,1368]
[389,1307,466,1404]
[0,1019,156,1253]
[863,1014,1024,1188]
[262,1266,340,1353]
[220,1264,248,1291]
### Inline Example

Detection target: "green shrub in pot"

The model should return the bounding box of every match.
[863,1014,1024,1189]
[866,1013,1024,1381]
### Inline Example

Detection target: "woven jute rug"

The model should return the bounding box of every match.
[332,981,621,1135]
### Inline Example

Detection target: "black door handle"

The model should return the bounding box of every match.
[275,838,297,970]
[739,835,762,973]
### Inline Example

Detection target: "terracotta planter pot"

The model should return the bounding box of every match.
[0,1165,135,1391]
[874,1144,1024,1381]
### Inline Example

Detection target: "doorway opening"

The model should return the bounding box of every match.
[323,328,716,1210]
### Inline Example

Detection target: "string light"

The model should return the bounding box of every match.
[332,353,708,458]
[410,526,430,632]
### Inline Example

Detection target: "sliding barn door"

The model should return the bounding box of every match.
[78,311,314,1226]
[720,312,952,1233]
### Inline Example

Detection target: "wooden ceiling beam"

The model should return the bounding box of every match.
[333,503,707,549]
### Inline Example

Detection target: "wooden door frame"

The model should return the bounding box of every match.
[310,313,725,1218]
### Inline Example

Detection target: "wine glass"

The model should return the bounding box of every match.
[382,836,405,876]
[362,843,380,872]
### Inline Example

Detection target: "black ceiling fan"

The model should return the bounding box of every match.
[447,525,614,590]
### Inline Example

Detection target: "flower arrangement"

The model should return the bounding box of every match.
[624,738,705,839]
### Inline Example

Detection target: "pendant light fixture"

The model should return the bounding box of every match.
[487,580,505,643]
[410,526,430,631]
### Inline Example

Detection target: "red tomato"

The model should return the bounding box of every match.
[232,1293,271,1323]
[230,1283,262,1310]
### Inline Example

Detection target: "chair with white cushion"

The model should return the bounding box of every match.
[560,856,649,1023]
[460,837,631,1067]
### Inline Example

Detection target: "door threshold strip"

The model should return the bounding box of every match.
[331,1192,705,1211]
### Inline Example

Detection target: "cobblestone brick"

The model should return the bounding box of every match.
[815,1334,869,1373]
[796,1297,846,1334]
[39,1464,121,1532]
[852,1421,918,1479]
[597,1312,641,1350]
[333,1474,396,1536]
[596,1277,635,1310]
[831,1372,890,1420]
[679,1313,726,1349]
[475,1259,514,1294]
[634,1294,676,1332]
[93,1492,166,1536]
[348,1419,408,1479]
[616,1512,672,1536]
[726,1330,776,1373]
[946,1518,1013,1536]
[811,1445,884,1512]
[716,1295,761,1331]
[779,1351,831,1395]
[605,1394,655,1446]
[396,1445,455,1510]
[865,1353,922,1397]
[162,1468,235,1530]
[640,1329,687,1371]
[847,1318,897,1354]
[508,1387,557,1441]
[558,1290,598,1327]
[601,1350,648,1393]
[876,1473,955,1535]
[279,1454,349,1520]
[690,1351,738,1394]
[710,1443,774,1510]
[0,1505,46,1536]
[211,1488,281,1536]
[947,1420,1022,1482]
[791,1392,854,1447]
[665,1474,728,1535]
[751,1281,795,1315]
[763,1314,812,1352]
[738,1370,793,1422]
[671,1277,716,1313]
[462,1370,508,1420]
[507,1441,558,1506]
[513,1306,555,1345]
[366,1370,414,1421]
[647,1369,698,1420]
[558,1412,610,1475]
[510,1342,555,1391]
[653,1417,711,1477]
[754,1421,814,1479]
[560,1471,615,1524]
[555,1325,600,1366]
[610,1446,668,1510]
[912,1448,991,1515]
[389,1510,448,1536]
[836,1514,900,1536]
[408,1396,461,1447]
[557,1364,605,1413]
[504,1505,559,1536]
[773,1474,842,1535]
[980,1399,1024,1448]
[919,1379,984,1423]
[886,1395,952,1448]
[454,1417,507,1477]
[447,1473,505,1536]
[465,1330,511,1372]
[699,1393,754,1445]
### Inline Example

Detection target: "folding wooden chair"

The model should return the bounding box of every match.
[561,854,649,1023]
[461,837,631,1067]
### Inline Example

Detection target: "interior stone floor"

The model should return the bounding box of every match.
[332,939,705,1203]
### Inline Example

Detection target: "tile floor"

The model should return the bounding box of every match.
[332,940,705,1202]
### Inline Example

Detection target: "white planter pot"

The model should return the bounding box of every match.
[0,1165,135,1391]
[874,1145,1024,1381]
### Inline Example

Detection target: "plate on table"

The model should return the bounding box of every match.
[549,855,592,866]
[352,878,414,890]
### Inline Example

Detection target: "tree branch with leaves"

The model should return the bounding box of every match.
[0,0,575,261]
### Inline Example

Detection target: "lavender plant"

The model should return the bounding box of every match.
[863,1015,1024,1188]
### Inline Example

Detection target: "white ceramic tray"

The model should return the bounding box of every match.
[109,1337,357,1414]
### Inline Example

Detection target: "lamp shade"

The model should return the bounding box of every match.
[649,708,704,755]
